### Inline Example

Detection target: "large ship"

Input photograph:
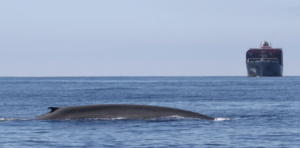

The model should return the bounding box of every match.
[246,41,283,77]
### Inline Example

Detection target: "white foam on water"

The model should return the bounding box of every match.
[164,115,185,119]
[108,117,127,120]
[214,118,231,121]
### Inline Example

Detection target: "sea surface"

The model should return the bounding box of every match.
[0,77,300,147]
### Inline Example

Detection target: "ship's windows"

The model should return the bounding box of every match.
[263,54,267,58]
[258,53,268,58]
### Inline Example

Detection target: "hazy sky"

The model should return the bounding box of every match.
[1,0,300,76]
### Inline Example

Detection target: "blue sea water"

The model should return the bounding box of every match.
[0,77,300,147]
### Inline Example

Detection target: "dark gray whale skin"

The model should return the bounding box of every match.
[36,104,214,120]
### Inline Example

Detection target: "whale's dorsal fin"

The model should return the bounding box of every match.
[48,107,60,113]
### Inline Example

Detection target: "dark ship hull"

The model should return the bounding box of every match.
[246,60,283,76]
[246,42,283,77]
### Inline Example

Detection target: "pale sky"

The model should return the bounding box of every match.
[1,0,300,76]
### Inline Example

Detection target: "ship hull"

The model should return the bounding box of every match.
[247,61,283,77]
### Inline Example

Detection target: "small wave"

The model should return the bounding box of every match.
[214,118,231,121]
[147,115,186,121]
[0,118,30,121]
[96,117,128,120]
[109,117,127,120]
[161,115,185,119]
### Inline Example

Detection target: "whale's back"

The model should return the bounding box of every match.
[36,104,214,120]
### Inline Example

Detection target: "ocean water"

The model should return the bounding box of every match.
[0,77,300,147]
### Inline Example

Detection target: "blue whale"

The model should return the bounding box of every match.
[36,104,214,120]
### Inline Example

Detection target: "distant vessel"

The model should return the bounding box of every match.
[246,41,283,77]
